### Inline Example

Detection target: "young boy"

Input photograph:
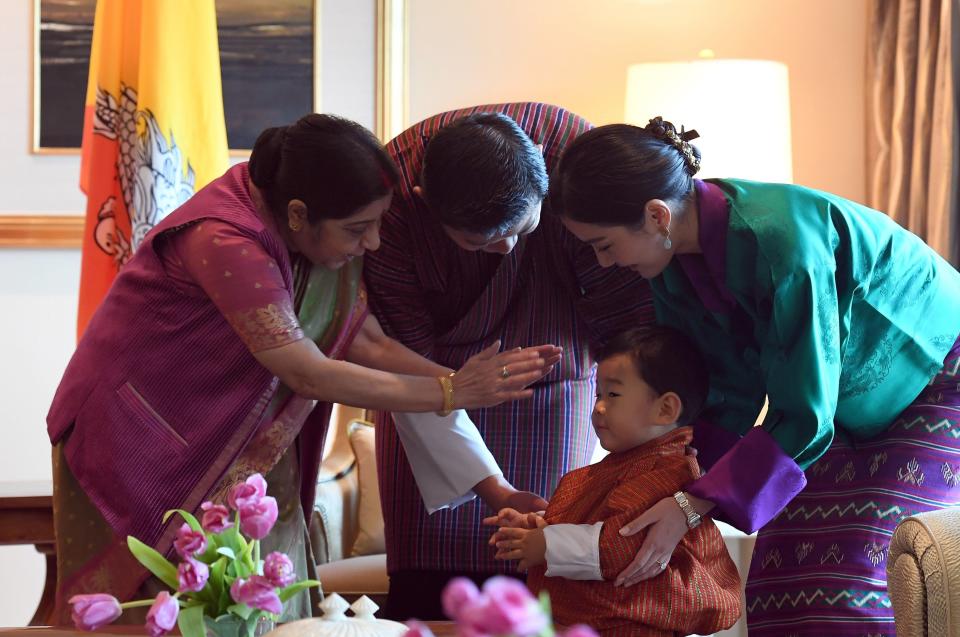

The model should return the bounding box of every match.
[487,326,742,636]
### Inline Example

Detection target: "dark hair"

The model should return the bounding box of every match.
[549,117,701,227]
[248,114,399,225]
[421,112,548,235]
[596,325,708,426]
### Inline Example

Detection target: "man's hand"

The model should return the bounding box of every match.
[503,489,550,514]
[473,475,548,513]
[492,519,548,572]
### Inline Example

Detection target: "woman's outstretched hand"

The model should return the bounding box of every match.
[523,344,563,378]
[452,341,562,409]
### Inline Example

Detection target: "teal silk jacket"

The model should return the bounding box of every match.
[651,179,960,470]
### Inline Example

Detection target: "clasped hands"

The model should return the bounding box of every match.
[483,508,548,573]
[482,494,701,586]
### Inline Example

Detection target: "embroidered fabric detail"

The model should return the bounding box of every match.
[225,302,304,352]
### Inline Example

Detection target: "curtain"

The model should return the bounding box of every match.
[866,0,959,266]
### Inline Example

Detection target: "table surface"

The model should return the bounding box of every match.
[0,623,456,637]
[0,481,53,507]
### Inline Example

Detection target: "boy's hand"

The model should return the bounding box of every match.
[483,508,545,541]
[493,525,547,572]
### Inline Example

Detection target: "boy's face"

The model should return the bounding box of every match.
[592,353,679,453]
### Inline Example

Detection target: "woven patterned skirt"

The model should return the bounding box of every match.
[745,337,960,636]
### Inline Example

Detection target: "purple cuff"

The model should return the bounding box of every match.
[686,427,807,533]
[690,418,741,472]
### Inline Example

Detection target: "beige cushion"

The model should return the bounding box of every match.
[315,553,389,595]
[348,422,386,556]
[312,464,358,563]
[888,508,960,636]
[312,407,366,563]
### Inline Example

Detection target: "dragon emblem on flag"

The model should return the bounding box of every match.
[90,83,197,265]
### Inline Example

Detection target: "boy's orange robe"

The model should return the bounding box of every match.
[527,427,742,636]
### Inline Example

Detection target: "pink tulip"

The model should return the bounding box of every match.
[459,577,547,637]
[263,551,295,588]
[173,523,207,558]
[563,625,599,637]
[200,502,233,533]
[178,557,210,593]
[238,496,278,540]
[145,591,179,637]
[69,593,122,631]
[228,473,268,510]
[230,575,282,615]
[403,620,437,637]
[442,577,481,621]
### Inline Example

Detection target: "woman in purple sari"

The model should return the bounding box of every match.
[46,114,555,623]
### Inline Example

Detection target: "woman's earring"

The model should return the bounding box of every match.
[289,220,302,233]
[662,231,672,250]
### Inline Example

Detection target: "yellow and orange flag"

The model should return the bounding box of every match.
[78,0,229,336]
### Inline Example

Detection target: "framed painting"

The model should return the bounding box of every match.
[5,0,404,248]
[32,0,318,153]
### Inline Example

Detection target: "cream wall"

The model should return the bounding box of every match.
[406,0,868,203]
[0,0,82,625]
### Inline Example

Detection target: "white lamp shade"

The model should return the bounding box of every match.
[625,60,793,183]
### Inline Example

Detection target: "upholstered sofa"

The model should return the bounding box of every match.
[888,507,960,636]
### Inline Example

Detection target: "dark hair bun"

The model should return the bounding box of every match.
[247,114,399,225]
[248,126,288,188]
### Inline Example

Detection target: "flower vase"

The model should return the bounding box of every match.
[204,614,275,637]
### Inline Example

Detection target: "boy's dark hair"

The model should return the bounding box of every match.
[596,326,708,426]
[421,112,548,236]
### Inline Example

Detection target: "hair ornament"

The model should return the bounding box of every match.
[645,116,701,176]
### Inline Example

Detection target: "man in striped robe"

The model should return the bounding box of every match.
[363,103,654,618]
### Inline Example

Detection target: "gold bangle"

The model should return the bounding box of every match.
[437,372,456,416]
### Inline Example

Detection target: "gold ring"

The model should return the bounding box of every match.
[501,366,510,379]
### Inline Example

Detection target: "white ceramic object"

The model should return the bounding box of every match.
[267,594,407,637]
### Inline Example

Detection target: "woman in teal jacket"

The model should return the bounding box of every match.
[548,117,960,636]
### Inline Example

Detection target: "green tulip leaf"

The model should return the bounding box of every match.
[162,508,203,532]
[536,591,556,637]
[244,613,262,637]
[228,603,254,620]
[126,536,179,590]
[217,547,237,560]
[278,579,321,603]
[177,604,206,637]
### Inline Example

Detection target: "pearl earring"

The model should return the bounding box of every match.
[664,236,672,250]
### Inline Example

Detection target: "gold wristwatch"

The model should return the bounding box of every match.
[673,491,702,529]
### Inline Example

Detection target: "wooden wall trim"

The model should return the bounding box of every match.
[0,215,84,249]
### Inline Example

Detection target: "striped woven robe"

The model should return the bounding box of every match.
[364,103,654,577]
